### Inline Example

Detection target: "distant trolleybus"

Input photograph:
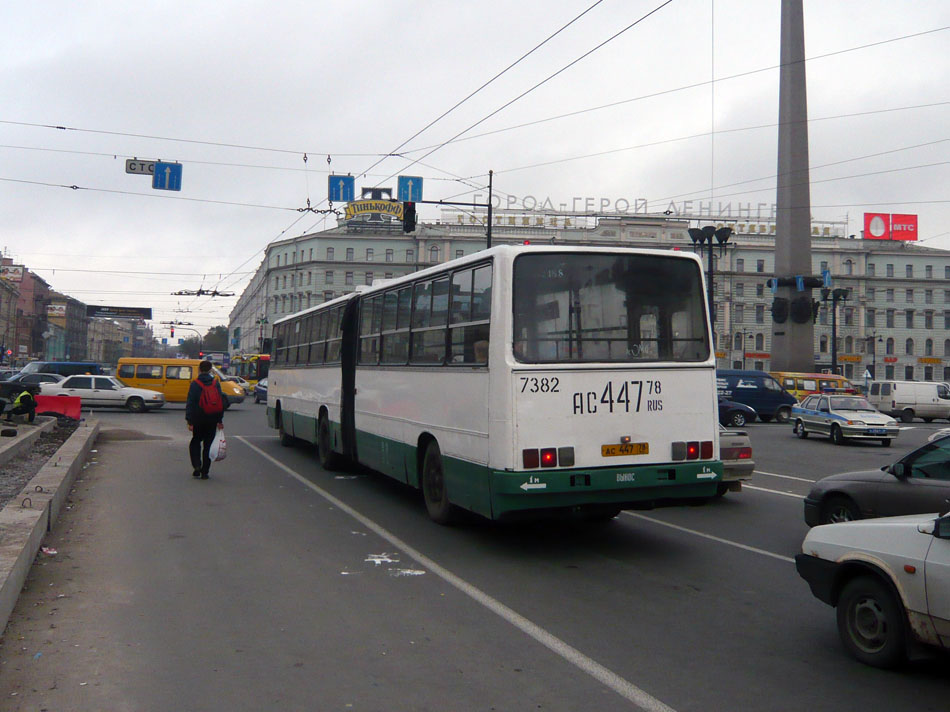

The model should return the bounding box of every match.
[231,353,270,388]
[267,245,721,523]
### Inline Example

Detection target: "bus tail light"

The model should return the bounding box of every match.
[523,449,540,468]
[672,441,714,461]
[522,447,575,469]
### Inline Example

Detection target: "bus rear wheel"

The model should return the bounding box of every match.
[422,441,456,525]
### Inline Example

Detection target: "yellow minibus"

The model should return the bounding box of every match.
[116,357,245,406]
[770,371,857,401]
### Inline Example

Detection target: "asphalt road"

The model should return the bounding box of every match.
[0,402,946,711]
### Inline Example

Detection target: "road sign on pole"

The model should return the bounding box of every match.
[397,175,423,202]
[328,175,355,202]
[152,162,183,191]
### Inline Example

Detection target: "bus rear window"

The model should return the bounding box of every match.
[513,253,709,363]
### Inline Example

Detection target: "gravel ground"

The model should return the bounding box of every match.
[0,420,80,508]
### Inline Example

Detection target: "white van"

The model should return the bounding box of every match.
[868,380,950,422]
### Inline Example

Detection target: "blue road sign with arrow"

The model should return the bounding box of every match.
[152,162,182,191]
[397,175,423,202]
[328,175,355,202]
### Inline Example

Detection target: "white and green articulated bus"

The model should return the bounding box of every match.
[267,245,722,523]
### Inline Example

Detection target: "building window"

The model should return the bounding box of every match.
[346,247,354,261]
[327,247,335,261]
[886,289,894,302]
[345,272,353,286]
[325,271,334,285]
[885,365,895,379]
[429,246,439,263]
[735,258,744,272]
[906,338,914,355]
[867,287,875,301]
[844,259,853,275]
[735,283,744,298]
[406,249,414,263]
[885,337,894,355]
[756,283,764,297]
[886,309,895,328]
[925,366,934,381]
[926,311,934,329]
[926,264,933,279]
[906,289,914,302]
[819,307,828,325]
[926,338,934,356]
[386,249,394,262]
[905,310,914,328]
[365,272,373,285]
[734,304,744,323]
[755,304,764,323]
[843,307,853,325]
[819,335,828,353]
[866,308,875,327]
[274,277,279,289]
[820,260,828,272]
[307,271,312,285]
[905,365,915,380]
[755,333,764,350]
[886,263,894,277]
[282,275,287,288]
[867,263,875,276]
[366,248,374,261]
[945,311,950,330]
[925,289,933,304]
[324,291,334,301]
[456,250,464,259]
[385,272,393,279]
[756,259,764,273]
[733,333,742,350]
[945,339,950,357]
[281,295,287,313]
[906,264,913,278]
[946,266,950,279]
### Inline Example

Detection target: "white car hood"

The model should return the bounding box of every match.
[835,409,893,424]
[802,513,938,562]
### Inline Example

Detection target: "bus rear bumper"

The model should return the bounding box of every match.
[489,461,722,520]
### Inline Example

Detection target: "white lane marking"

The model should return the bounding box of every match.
[623,513,795,564]
[237,436,676,712]
[753,470,816,483]
[742,484,805,499]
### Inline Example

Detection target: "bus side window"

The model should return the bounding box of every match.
[118,364,135,379]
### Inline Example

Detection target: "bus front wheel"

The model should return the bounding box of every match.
[318,414,343,470]
[422,441,456,525]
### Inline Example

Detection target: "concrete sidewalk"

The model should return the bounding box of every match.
[0,418,100,634]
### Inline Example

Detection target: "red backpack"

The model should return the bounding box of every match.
[196,379,224,415]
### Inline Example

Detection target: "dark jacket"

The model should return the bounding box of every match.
[185,372,225,425]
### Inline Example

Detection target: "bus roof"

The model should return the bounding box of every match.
[272,244,703,326]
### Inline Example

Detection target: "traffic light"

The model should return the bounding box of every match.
[402,201,416,233]
[170,326,174,338]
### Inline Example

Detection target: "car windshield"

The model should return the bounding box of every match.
[830,396,875,411]
[107,377,126,389]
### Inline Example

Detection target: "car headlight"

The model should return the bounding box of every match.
[846,420,865,426]
[886,420,897,427]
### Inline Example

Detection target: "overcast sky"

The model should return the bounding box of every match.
[2,1,948,335]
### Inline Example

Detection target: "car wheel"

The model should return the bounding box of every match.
[794,419,808,438]
[820,495,861,524]
[881,438,892,447]
[422,440,455,525]
[126,397,145,413]
[901,409,915,423]
[831,424,846,446]
[317,413,343,470]
[775,407,791,424]
[923,417,934,423]
[729,411,747,427]
[836,576,907,669]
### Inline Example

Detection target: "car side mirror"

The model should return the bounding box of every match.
[891,463,906,478]
[934,516,950,539]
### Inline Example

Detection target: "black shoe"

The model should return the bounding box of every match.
[192,469,201,478]
[200,472,209,479]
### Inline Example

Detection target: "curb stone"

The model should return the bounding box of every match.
[0,419,100,635]
[0,416,58,467]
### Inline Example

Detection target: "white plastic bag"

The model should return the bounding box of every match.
[209,428,227,462]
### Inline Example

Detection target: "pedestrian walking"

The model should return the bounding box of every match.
[5,389,37,424]
[185,360,225,479]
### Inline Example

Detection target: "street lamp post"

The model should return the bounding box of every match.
[257,314,268,352]
[688,225,733,325]
[736,329,753,370]
[821,287,849,375]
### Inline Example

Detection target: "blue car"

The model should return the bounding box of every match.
[719,399,757,427]
[254,378,268,404]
